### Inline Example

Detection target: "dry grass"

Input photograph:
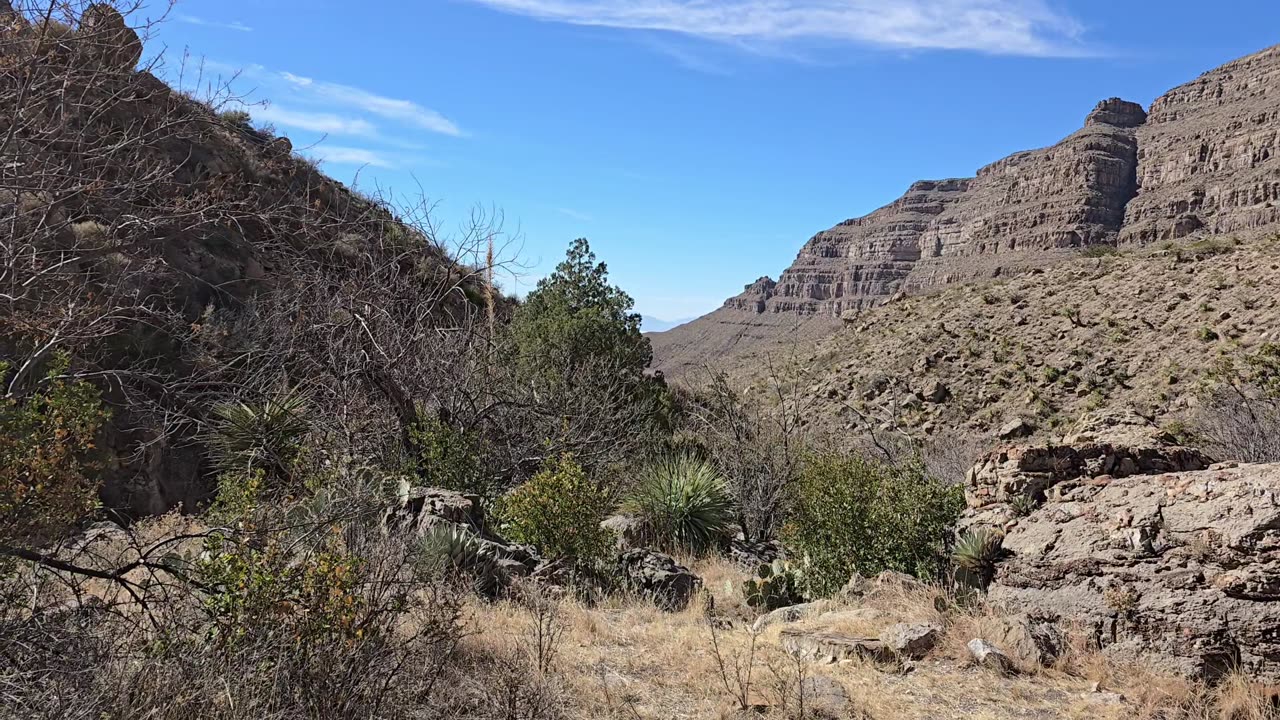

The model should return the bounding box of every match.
[453,558,1280,719]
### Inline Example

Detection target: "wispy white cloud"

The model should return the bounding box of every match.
[280,72,464,137]
[307,146,398,168]
[462,0,1089,57]
[252,104,378,136]
[175,14,254,32]
[637,34,733,75]
[555,207,594,222]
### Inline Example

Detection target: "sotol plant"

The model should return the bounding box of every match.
[952,528,1005,589]
[742,559,806,610]
[624,453,735,554]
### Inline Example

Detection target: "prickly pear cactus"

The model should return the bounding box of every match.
[742,559,805,610]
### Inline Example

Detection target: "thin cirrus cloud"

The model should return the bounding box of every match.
[174,14,254,32]
[462,0,1090,57]
[307,146,398,169]
[251,105,378,137]
[280,72,465,137]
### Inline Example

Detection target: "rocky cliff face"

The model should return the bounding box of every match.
[723,97,1146,319]
[653,45,1280,376]
[1122,45,1280,244]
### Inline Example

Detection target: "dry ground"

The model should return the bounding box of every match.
[462,557,1280,720]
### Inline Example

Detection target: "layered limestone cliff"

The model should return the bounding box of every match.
[653,45,1280,377]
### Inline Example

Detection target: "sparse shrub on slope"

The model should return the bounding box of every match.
[783,453,964,597]
[0,355,109,550]
[409,415,493,497]
[1195,343,1280,463]
[624,453,734,554]
[495,454,614,563]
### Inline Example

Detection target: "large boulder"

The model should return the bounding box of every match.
[617,548,701,611]
[966,411,1280,681]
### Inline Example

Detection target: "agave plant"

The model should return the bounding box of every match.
[624,453,735,554]
[952,528,1005,589]
[416,523,510,597]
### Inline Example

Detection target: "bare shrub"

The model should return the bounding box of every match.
[1192,384,1280,464]
[684,366,811,543]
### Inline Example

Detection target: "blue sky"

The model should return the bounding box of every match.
[143,1,1280,324]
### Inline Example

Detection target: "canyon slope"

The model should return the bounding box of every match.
[652,44,1280,379]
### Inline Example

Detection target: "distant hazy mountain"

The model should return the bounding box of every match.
[642,315,695,333]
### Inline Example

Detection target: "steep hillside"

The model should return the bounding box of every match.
[0,4,491,516]
[796,235,1280,441]
[653,45,1280,379]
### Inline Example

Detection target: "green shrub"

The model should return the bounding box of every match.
[623,453,734,554]
[0,356,109,547]
[742,559,806,610]
[494,454,613,562]
[1080,244,1120,258]
[409,416,491,496]
[782,453,964,597]
[195,534,368,648]
[218,108,252,126]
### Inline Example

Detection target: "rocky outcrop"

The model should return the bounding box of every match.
[617,548,702,611]
[967,412,1280,681]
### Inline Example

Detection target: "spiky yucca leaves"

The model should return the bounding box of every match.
[624,453,734,554]
[953,528,1006,589]
[208,393,310,487]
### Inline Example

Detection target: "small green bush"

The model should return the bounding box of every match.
[494,454,613,563]
[1,356,109,547]
[218,109,253,126]
[415,523,511,597]
[1080,244,1121,258]
[195,534,368,648]
[623,453,734,554]
[409,416,491,496]
[782,453,964,598]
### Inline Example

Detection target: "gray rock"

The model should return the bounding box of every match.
[998,418,1034,440]
[617,548,701,611]
[882,622,941,659]
[989,614,1064,667]
[781,628,891,664]
[752,600,836,632]
[601,515,646,550]
[962,413,1280,681]
[967,639,1015,675]
[801,676,850,716]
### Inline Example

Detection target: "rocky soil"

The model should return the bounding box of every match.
[696,234,1280,445]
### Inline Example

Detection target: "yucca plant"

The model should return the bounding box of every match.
[207,392,310,492]
[952,528,1005,589]
[624,453,735,554]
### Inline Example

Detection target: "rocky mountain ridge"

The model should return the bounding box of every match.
[653,44,1280,377]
